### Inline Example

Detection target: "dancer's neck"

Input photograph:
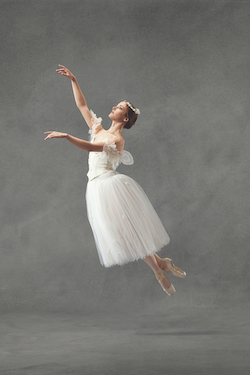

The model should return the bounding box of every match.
[107,121,125,135]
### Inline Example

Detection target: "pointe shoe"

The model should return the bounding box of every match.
[155,271,176,296]
[163,283,176,296]
[161,258,186,278]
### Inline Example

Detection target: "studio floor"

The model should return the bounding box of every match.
[0,306,249,375]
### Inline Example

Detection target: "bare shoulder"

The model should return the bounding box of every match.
[107,133,125,151]
[115,135,125,152]
[93,130,125,151]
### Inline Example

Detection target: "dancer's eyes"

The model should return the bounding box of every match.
[115,104,124,111]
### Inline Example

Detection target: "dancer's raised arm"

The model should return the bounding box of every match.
[56,65,98,131]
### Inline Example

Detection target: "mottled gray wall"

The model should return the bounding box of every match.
[0,0,249,313]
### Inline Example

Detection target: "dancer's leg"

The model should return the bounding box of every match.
[154,253,165,268]
[143,254,172,290]
[144,254,164,273]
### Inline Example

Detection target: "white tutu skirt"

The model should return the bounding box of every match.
[86,171,170,267]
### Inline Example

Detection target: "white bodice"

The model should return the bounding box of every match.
[87,111,134,181]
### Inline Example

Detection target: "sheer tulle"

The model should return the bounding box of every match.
[86,171,170,267]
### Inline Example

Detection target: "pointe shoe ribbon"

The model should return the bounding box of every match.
[162,258,186,278]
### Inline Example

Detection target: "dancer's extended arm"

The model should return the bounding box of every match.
[44,131,105,152]
[56,65,96,130]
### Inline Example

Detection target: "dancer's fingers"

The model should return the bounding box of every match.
[58,64,67,70]
[56,71,67,76]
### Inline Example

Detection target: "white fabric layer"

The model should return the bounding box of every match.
[86,171,170,267]
[86,110,170,267]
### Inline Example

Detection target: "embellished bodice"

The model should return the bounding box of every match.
[87,111,134,181]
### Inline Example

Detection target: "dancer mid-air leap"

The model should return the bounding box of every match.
[44,65,186,296]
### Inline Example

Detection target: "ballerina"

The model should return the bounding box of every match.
[44,65,186,296]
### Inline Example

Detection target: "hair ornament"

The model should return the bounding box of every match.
[124,100,140,115]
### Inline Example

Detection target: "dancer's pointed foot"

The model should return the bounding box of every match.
[160,258,186,278]
[155,270,176,296]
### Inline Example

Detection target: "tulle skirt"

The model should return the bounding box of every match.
[86,171,170,267]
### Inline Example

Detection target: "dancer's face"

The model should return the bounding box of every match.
[109,101,128,123]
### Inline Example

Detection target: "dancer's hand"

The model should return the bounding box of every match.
[56,65,75,80]
[44,131,68,140]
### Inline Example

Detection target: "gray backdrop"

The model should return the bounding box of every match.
[0,0,249,314]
